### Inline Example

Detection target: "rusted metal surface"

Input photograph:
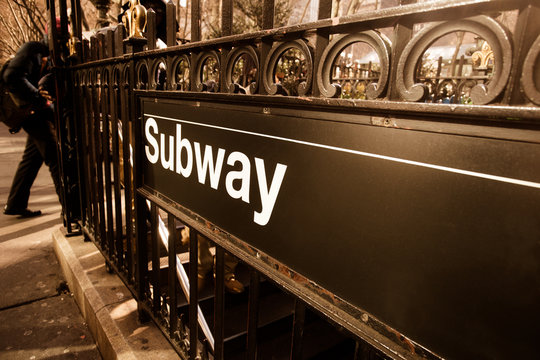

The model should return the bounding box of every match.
[138,186,442,360]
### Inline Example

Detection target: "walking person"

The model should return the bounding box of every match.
[1,39,62,218]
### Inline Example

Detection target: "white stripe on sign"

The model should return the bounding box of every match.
[144,113,540,190]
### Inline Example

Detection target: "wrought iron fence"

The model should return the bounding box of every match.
[49,0,540,359]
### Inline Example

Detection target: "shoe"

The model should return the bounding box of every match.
[224,274,245,294]
[3,206,42,218]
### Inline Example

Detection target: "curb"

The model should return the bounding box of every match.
[52,227,179,360]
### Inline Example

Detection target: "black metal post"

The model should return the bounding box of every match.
[189,227,199,359]
[214,246,225,360]
[246,269,260,360]
[168,214,178,338]
[290,300,306,360]
[151,204,161,313]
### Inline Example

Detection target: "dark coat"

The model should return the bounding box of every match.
[3,41,49,106]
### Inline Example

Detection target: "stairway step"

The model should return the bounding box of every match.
[224,308,355,360]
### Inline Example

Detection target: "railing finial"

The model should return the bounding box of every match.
[123,0,147,39]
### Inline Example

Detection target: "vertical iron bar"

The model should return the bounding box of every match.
[70,0,82,40]
[220,0,233,93]
[190,0,201,92]
[168,214,178,338]
[59,0,69,57]
[312,0,332,97]
[258,0,274,96]
[97,33,105,60]
[136,192,149,320]
[102,66,115,260]
[83,79,95,234]
[83,39,90,63]
[259,0,274,95]
[387,0,417,101]
[131,44,150,319]
[106,29,114,59]
[115,24,126,57]
[56,0,71,230]
[90,37,98,61]
[73,71,88,229]
[189,228,199,359]
[191,0,200,42]
[290,300,306,360]
[166,0,176,47]
[354,340,371,360]
[214,246,225,360]
[147,9,157,51]
[121,63,134,281]
[151,204,161,314]
[94,67,107,250]
[262,0,275,30]
[89,70,99,240]
[46,0,60,62]
[221,0,232,36]
[111,68,124,270]
[246,269,260,360]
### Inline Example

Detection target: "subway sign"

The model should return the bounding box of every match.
[140,97,540,359]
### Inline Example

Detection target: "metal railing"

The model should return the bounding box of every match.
[48,0,540,359]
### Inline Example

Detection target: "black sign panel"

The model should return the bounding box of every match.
[141,98,540,359]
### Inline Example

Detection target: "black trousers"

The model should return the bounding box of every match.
[5,106,61,211]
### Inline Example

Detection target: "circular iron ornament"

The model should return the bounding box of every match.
[135,60,149,89]
[171,54,191,91]
[225,46,259,94]
[317,31,391,99]
[263,39,313,96]
[149,57,167,90]
[521,34,540,105]
[195,50,221,92]
[396,15,512,104]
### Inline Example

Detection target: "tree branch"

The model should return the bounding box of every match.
[8,0,27,42]
[0,12,23,46]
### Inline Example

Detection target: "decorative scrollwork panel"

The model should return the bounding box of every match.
[149,57,168,90]
[135,61,149,90]
[225,46,259,94]
[317,31,391,99]
[263,40,313,96]
[397,15,512,105]
[195,51,221,92]
[171,54,191,91]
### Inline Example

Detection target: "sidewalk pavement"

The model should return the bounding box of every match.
[0,127,101,359]
[0,127,179,359]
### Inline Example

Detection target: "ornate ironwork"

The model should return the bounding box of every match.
[263,40,313,96]
[171,54,191,91]
[195,51,221,92]
[396,15,513,105]
[123,0,148,39]
[225,46,259,94]
[149,57,167,90]
[317,31,391,99]
[522,34,540,105]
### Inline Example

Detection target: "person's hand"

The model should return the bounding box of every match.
[39,88,53,102]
